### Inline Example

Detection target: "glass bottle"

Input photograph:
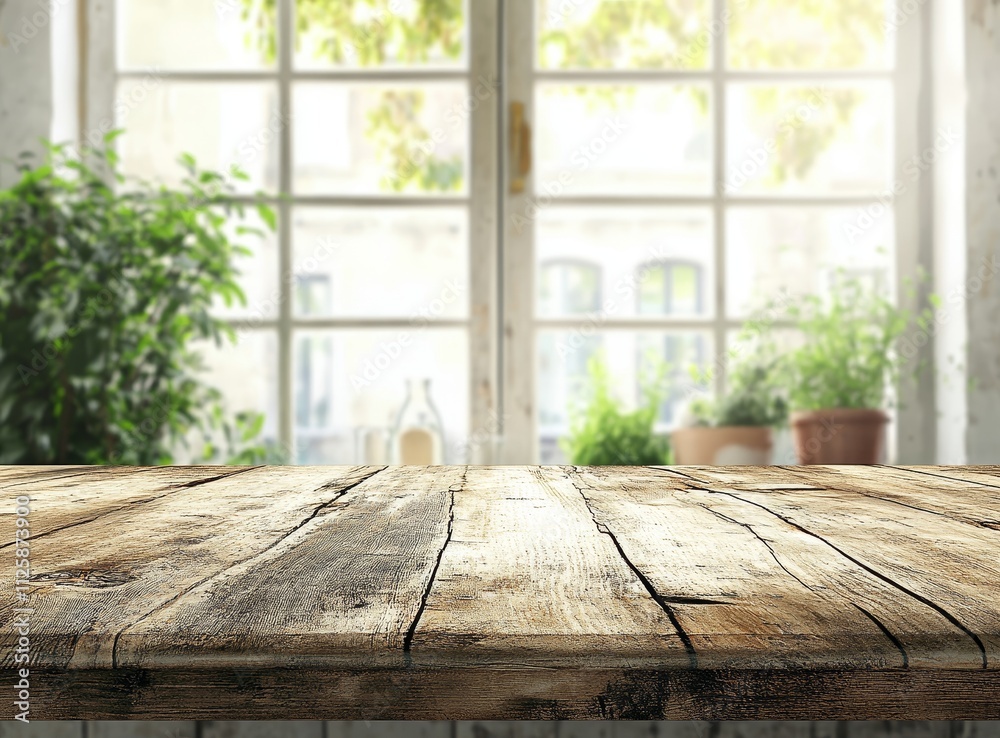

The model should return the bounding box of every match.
[391,378,446,464]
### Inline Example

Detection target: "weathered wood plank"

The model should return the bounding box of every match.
[115,466,462,670]
[6,465,1000,720]
[0,466,382,670]
[18,665,1000,720]
[658,467,1000,667]
[410,466,690,668]
[574,467,981,669]
[0,465,86,485]
[0,466,255,543]
[675,465,1000,527]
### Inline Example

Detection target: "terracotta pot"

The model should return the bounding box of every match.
[790,408,888,465]
[671,426,773,465]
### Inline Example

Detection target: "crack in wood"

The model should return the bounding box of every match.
[0,465,161,490]
[108,466,387,669]
[570,468,699,669]
[688,496,815,593]
[0,467,262,551]
[167,466,264,490]
[779,465,990,524]
[704,487,989,669]
[882,464,1000,491]
[402,470,463,662]
[853,603,909,668]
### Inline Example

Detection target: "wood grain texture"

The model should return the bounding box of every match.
[0,466,254,543]
[662,466,1000,667]
[1,466,383,670]
[410,466,690,668]
[3,464,1000,720]
[116,465,461,670]
[571,467,978,669]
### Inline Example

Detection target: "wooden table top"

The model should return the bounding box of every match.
[4,464,1000,721]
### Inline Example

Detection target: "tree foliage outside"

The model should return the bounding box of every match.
[0,139,277,464]
[236,0,889,192]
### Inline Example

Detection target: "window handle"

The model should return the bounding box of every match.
[510,101,532,194]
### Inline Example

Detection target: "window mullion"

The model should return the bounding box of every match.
[277,0,295,461]
[713,0,727,399]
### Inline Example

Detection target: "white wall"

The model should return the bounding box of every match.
[0,0,54,187]
[964,0,1000,463]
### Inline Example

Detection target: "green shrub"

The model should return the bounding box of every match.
[561,355,671,465]
[688,338,787,428]
[0,137,275,464]
[782,278,920,411]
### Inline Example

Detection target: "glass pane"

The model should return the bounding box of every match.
[295,0,467,70]
[294,329,469,464]
[535,207,713,318]
[726,207,894,317]
[537,330,709,463]
[725,83,892,196]
[174,330,280,463]
[293,83,469,196]
[536,0,711,70]
[728,0,892,70]
[117,0,274,71]
[535,85,712,197]
[117,81,280,194]
[213,208,280,321]
[291,207,468,319]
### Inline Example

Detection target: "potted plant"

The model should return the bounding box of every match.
[0,137,276,464]
[561,355,671,465]
[782,278,916,464]
[672,343,787,465]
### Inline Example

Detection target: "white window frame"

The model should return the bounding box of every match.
[84,0,931,465]
[88,0,501,463]
[500,0,931,463]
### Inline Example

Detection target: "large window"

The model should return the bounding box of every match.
[103,0,921,463]
[110,0,496,464]
[503,0,917,462]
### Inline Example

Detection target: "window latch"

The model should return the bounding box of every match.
[510,101,532,194]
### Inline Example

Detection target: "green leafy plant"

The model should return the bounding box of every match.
[688,342,788,428]
[782,279,920,411]
[561,355,671,465]
[0,137,277,465]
